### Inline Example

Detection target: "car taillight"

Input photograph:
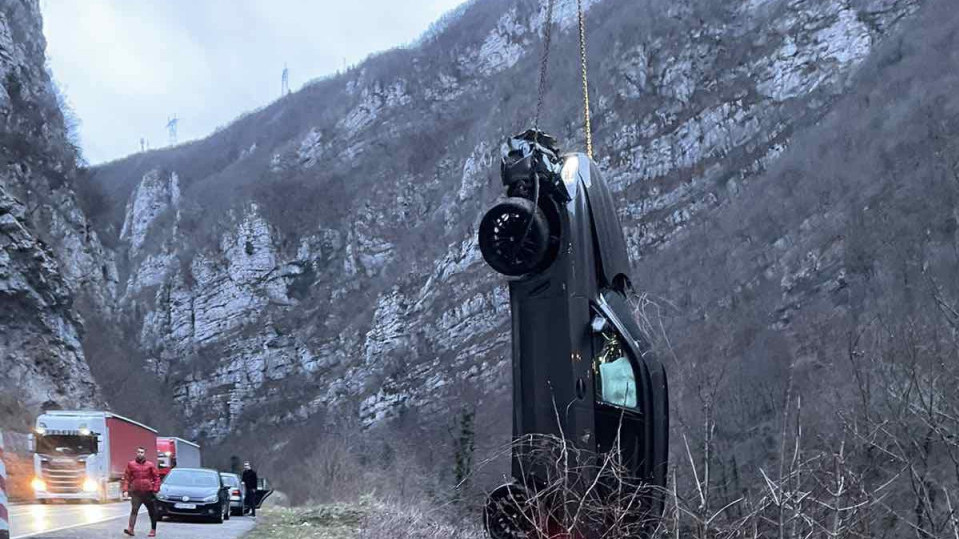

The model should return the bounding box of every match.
[232,489,240,496]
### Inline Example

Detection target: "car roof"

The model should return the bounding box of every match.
[219,472,238,478]
[166,467,218,474]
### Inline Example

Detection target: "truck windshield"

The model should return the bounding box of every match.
[164,470,219,488]
[35,434,98,456]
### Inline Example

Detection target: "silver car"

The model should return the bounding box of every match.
[219,472,245,516]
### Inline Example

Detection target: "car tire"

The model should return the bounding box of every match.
[484,483,536,539]
[213,503,224,524]
[479,197,551,276]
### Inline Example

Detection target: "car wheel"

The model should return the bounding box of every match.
[213,503,224,524]
[484,483,536,539]
[479,197,551,276]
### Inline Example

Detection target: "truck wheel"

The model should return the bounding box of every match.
[479,197,550,276]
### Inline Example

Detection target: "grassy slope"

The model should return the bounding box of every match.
[243,497,482,539]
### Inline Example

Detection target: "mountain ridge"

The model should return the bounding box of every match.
[6,0,957,524]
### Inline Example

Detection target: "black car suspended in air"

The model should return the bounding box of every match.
[478,130,668,538]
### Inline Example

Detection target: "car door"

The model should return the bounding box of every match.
[252,477,274,508]
[218,475,229,509]
[592,290,668,493]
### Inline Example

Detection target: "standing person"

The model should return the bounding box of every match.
[122,446,160,537]
[241,461,258,517]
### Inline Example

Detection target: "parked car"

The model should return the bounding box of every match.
[219,472,244,516]
[155,468,230,523]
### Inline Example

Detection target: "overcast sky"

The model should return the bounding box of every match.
[40,0,467,165]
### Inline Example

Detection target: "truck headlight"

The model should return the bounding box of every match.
[202,494,218,502]
[83,478,99,492]
[32,477,47,491]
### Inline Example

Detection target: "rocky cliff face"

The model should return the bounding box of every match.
[83,0,929,445]
[0,0,115,418]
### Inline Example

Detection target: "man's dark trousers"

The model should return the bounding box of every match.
[130,491,158,530]
[244,486,256,516]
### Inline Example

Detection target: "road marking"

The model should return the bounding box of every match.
[10,512,128,539]
[10,504,133,539]
[7,504,125,518]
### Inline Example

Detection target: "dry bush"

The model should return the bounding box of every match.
[481,433,663,539]
[357,497,485,539]
[622,288,959,539]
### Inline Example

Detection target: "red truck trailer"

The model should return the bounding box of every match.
[30,411,157,502]
[1,430,9,539]
[156,437,201,478]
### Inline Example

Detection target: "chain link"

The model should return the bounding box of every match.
[533,0,556,141]
[577,0,593,159]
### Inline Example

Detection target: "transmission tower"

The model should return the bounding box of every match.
[167,115,178,145]
[281,63,290,96]
[140,137,146,152]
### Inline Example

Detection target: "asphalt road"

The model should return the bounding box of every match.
[8,502,256,539]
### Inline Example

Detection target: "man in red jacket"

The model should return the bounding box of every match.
[122,446,160,537]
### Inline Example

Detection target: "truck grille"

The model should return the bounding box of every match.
[40,460,84,493]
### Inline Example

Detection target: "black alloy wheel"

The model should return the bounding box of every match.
[479,197,550,276]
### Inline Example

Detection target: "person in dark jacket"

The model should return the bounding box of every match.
[241,461,258,517]
[122,446,160,537]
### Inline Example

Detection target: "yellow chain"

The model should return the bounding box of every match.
[577,0,593,159]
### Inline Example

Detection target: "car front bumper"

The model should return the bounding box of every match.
[34,491,100,502]
[156,499,221,517]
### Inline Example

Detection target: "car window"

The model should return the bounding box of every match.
[593,326,638,409]
[164,470,220,487]
[220,475,239,487]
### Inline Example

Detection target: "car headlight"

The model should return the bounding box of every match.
[202,494,218,503]
[31,477,47,491]
[82,478,99,492]
[156,492,168,501]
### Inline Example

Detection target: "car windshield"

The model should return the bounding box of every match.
[220,475,239,487]
[164,470,219,488]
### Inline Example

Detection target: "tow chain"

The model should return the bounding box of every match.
[533,0,556,144]
[531,0,593,159]
[577,0,593,159]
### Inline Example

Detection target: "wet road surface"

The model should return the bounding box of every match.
[9,502,255,539]
[9,502,130,538]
